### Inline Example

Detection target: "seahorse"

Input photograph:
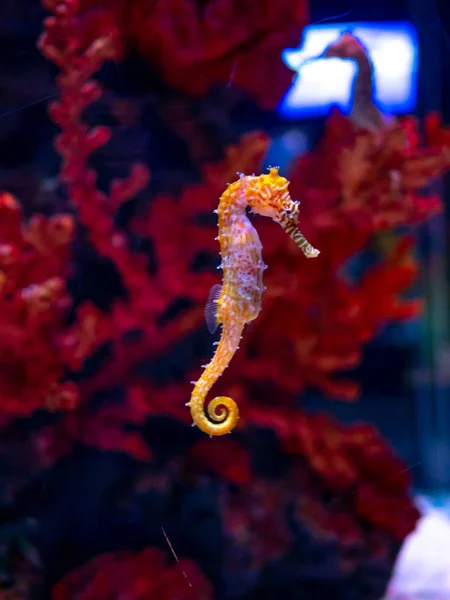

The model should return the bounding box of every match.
[187,167,320,436]
[320,31,393,133]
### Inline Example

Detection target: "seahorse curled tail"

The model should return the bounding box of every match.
[188,321,244,436]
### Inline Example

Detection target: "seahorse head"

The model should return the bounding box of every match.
[321,32,367,60]
[246,167,300,224]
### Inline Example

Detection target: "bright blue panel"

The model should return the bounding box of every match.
[279,22,418,119]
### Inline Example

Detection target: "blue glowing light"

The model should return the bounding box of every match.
[279,22,418,119]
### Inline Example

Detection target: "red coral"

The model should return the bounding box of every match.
[129,0,308,108]
[0,192,100,420]
[0,0,148,431]
[78,0,308,109]
[37,401,153,464]
[424,111,450,150]
[248,408,419,540]
[221,443,418,583]
[51,548,214,600]
[289,111,445,230]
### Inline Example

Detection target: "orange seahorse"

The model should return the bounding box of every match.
[187,167,320,436]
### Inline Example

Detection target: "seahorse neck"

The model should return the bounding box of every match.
[351,51,375,112]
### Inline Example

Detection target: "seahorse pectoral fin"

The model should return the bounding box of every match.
[205,284,222,334]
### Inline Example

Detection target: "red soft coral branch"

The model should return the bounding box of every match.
[0,0,150,424]
[247,406,420,539]
[289,111,445,232]
[128,0,308,108]
[78,0,309,109]
[52,547,214,599]
[0,193,101,421]
[424,111,450,150]
[39,0,156,343]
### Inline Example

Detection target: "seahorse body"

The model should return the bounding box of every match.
[188,168,319,436]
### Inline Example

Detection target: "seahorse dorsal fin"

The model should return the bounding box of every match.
[205,284,222,334]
